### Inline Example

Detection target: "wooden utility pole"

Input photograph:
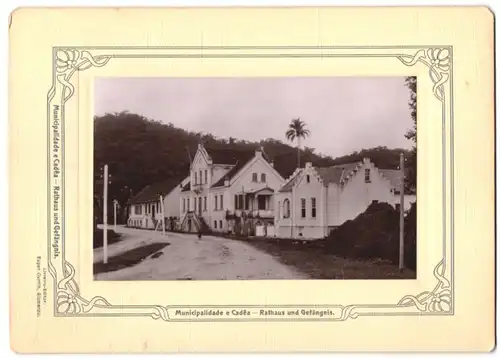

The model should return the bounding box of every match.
[399,153,405,271]
[103,165,109,264]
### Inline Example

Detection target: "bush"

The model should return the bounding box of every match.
[323,201,416,271]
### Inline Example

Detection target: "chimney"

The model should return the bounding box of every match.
[224,178,230,186]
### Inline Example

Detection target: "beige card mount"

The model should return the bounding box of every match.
[9,7,495,353]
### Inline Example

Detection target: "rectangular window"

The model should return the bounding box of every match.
[187,198,190,211]
[194,172,197,185]
[219,220,223,229]
[306,175,310,183]
[204,170,208,184]
[182,198,186,212]
[135,205,142,215]
[219,195,223,210]
[204,196,207,211]
[252,173,257,182]
[214,220,217,229]
[301,198,306,218]
[365,168,371,183]
[199,170,202,184]
[311,198,316,218]
[261,173,266,183]
[194,197,197,212]
[214,195,218,210]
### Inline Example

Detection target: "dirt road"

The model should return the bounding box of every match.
[94,226,307,280]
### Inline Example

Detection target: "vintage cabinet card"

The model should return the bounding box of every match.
[9,6,495,352]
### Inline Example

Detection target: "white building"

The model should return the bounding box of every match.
[178,144,291,235]
[274,158,415,240]
[127,176,189,230]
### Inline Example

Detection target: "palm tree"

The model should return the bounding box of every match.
[285,117,310,168]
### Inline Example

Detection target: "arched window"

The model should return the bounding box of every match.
[283,199,291,219]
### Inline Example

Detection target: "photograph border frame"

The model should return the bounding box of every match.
[47,45,454,322]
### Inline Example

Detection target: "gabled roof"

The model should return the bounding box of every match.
[379,169,402,189]
[195,144,302,189]
[127,177,183,205]
[379,169,414,194]
[210,148,273,188]
[315,161,362,185]
[279,171,302,192]
[211,157,254,188]
[315,167,344,185]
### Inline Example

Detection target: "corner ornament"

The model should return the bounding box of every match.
[397,259,452,313]
[55,48,111,102]
[56,261,112,315]
[397,48,451,102]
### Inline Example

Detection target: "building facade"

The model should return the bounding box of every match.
[127,176,189,230]
[274,158,411,240]
[178,144,287,235]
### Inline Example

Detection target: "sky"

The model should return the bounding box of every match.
[94,77,414,158]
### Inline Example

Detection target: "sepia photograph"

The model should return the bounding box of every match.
[8,4,497,353]
[93,76,417,281]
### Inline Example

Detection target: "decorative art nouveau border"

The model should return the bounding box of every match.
[47,46,454,321]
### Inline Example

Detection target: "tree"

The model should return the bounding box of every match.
[285,117,310,169]
[405,77,417,189]
[405,77,417,143]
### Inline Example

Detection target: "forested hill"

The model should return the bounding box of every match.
[94,112,410,211]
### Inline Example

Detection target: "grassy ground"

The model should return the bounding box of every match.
[93,228,123,249]
[94,242,170,275]
[233,237,416,279]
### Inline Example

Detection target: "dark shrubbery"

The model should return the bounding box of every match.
[323,201,417,271]
[93,228,123,249]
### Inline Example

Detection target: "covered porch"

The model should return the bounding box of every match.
[226,187,275,236]
[234,186,274,218]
